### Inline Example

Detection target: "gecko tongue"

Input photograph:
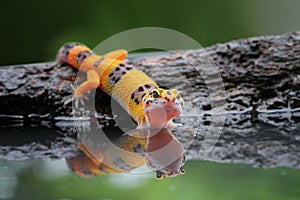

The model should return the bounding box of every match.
[145,104,167,129]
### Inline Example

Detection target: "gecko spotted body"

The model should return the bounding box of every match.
[58,43,183,128]
[66,128,186,179]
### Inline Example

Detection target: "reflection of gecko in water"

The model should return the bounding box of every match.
[58,43,184,128]
[66,128,186,179]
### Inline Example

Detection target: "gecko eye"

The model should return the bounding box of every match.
[152,90,160,98]
[176,92,182,99]
[179,167,185,174]
[156,170,164,180]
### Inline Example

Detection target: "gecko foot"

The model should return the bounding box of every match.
[64,84,89,108]
[64,96,89,108]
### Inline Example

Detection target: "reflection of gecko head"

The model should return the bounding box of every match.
[66,127,186,179]
[156,165,186,179]
[146,128,186,179]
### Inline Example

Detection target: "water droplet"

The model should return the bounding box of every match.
[169,184,176,192]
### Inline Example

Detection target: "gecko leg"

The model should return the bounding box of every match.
[74,69,100,98]
[65,69,100,106]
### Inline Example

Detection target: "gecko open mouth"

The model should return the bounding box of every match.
[143,88,183,128]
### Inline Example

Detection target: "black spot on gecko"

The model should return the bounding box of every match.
[98,166,109,173]
[131,84,157,106]
[115,77,120,83]
[76,51,92,66]
[109,64,136,85]
[81,163,93,175]
[138,86,144,92]
[133,143,146,154]
[113,157,133,171]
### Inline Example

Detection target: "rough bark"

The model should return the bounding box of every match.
[0,31,299,169]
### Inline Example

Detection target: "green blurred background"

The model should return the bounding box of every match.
[1,0,300,65]
[1,159,300,200]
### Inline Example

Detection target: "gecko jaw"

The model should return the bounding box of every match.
[143,98,183,128]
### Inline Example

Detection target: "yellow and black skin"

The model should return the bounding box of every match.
[66,128,186,179]
[66,130,147,177]
[58,43,183,128]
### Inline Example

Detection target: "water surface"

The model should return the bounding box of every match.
[0,159,299,200]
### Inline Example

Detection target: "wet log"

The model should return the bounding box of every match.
[0,31,300,168]
[1,31,299,118]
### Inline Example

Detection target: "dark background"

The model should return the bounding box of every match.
[1,0,300,66]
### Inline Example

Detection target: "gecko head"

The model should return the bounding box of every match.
[143,88,183,128]
[155,166,186,180]
[154,154,186,180]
